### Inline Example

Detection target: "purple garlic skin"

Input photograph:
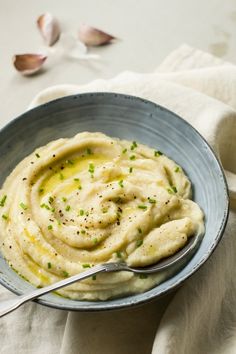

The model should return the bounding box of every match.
[78,24,115,46]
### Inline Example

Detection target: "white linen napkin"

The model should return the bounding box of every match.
[1,44,236,354]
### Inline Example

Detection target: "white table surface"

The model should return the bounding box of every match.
[1,0,236,125]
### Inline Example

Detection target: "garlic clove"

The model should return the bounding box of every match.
[78,24,115,46]
[13,54,47,75]
[37,13,60,46]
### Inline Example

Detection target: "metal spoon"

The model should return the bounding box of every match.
[0,232,201,317]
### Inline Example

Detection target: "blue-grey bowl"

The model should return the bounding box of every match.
[0,93,229,311]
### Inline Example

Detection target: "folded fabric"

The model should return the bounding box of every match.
[1,44,236,354]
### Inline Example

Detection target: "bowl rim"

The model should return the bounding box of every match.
[0,92,229,311]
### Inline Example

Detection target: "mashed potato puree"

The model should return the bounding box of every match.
[0,132,204,300]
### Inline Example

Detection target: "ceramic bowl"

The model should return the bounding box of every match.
[0,93,229,311]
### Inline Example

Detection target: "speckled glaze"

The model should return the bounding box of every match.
[0,93,229,311]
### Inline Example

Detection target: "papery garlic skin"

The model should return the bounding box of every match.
[13,54,47,76]
[37,13,60,46]
[78,24,115,46]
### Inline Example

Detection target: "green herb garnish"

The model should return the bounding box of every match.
[0,195,7,207]
[129,167,133,173]
[167,186,178,194]
[62,197,67,202]
[65,205,71,212]
[81,230,86,234]
[2,214,8,220]
[139,274,148,279]
[82,264,91,268]
[130,155,136,160]
[40,203,50,210]
[154,150,163,157]
[138,227,142,234]
[118,180,124,188]
[116,251,122,258]
[39,188,44,194]
[175,166,180,173]
[79,209,84,216]
[92,275,97,280]
[48,225,53,230]
[148,198,156,204]
[35,153,40,158]
[62,271,69,277]
[74,178,80,182]
[48,196,54,204]
[86,148,93,155]
[122,148,127,154]
[47,262,52,269]
[67,159,74,165]
[93,238,98,244]
[138,205,147,210]
[136,239,143,247]
[59,172,64,180]
[20,202,28,210]
[130,141,138,150]
[88,163,95,175]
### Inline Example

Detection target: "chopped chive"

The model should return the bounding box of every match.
[116,251,122,258]
[62,197,67,202]
[65,205,71,212]
[136,239,143,247]
[35,153,40,158]
[130,141,138,150]
[148,198,156,204]
[130,155,136,160]
[74,178,80,182]
[62,271,69,277]
[93,238,98,244]
[2,214,8,220]
[118,180,124,188]
[129,167,133,173]
[20,202,28,210]
[0,195,7,207]
[82,264,91,268]
[40,203,50,210]
[48,225,53,230]
[138,227,142,234]
[122,148,127,154]
[48,196,54,204]
[154,150,163,157]
[59,172,64,180]
[102,207,108,213]
[138,205,147,210]
[88,163,95,174]
[81,230,86,234]
[175,166,180,173]
[139,274,148,279]
[67,159,74,165]
[86,148,93,155]
[51,208,55,212]
[57,219,61,226]
[78,186,82,190]
[167,186,177,194]
[47,262,52,269]
[92,275,97,280]
[79,209,84,216]
[39,188,44,194]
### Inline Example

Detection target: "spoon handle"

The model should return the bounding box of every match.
[0,264,107,318]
